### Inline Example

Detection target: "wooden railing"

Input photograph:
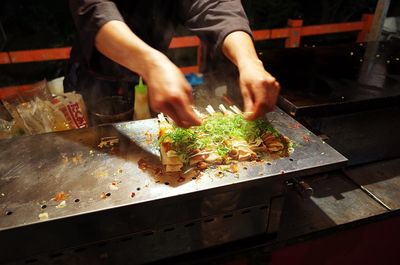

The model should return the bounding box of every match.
[0,14,374,99]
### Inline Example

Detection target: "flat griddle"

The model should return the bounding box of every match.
[0,107,346,264]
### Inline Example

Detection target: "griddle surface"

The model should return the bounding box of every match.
[0,108,346,231]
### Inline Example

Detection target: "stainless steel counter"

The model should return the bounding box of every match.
[0,108,346,264]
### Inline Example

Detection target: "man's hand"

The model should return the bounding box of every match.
[95,21,201,128]
[222,31,280,120]
[142,52,202,128]
[238,59,280,120]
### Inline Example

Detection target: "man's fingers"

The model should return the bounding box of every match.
[240,86,254,115]
[173,88,202,127]
[267,80,280,109]
[274,80,281,90]
[160,104,184,127]
[162,101,201,128]
[172,103,202,128]
[247,101,268,120]
[246,79,281,120]
[184,84,194,102]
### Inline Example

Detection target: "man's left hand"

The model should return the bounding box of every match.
[238,59,280,120]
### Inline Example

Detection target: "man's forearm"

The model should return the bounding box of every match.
[94,20,201,127]
[95,20,165,79]
[222,31,263,71]
[221,30,280,119]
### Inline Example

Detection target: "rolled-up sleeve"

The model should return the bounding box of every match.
[180,0,252,56]
[69,0,125,63]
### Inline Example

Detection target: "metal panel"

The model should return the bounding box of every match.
[345,158,400,210]
[278,171,388,241]
[0,108,346,263]
[5,203,269,265]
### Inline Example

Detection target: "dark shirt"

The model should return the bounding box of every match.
[68,0,252,81]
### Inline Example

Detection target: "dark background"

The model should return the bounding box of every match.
[0,0,380,50]
[1,0,398,86]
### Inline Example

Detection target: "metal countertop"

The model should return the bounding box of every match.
[0,108,346,232]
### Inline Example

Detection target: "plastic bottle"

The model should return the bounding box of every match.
[133,77,151,120]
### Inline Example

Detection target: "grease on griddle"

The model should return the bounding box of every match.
[154,167,163,177]
[138,157,163,178]
[94,169,107,179]
[98,136,119,148]
[53,191,68,202]
[109,146,120,155]
[229,163,239,173]
[303,134,310,143]
[177,177,185,183]
[138,158,148,171]
[109,182,119,191]
[61,153,68,165]
[138,156,203,186]
[217,163,239,173]
[71,152,83,165]
[288,122,301,129]
[196,161,208,170]
[60,152,84,165]
[144,131,153,144]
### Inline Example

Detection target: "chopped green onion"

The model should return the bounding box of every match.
[159,113,281,161]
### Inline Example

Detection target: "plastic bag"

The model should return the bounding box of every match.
[0,119,15,139]
[1,80,53,134]
[1,80,88,136]
[1,89,28,135]
[52,92,88,129]
[15,97,71,134]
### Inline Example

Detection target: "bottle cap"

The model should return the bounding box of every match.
[135,77,147,94]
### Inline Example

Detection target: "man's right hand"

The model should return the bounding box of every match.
[95,21,201,128]
[142,52,202,128]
